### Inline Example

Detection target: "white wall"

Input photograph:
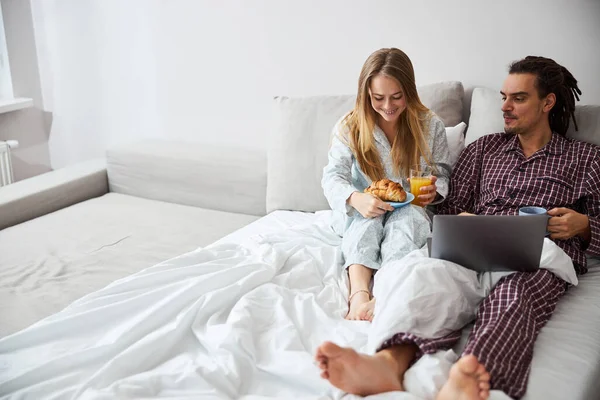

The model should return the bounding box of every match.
[0,0,52,181]
[30,0,600,169]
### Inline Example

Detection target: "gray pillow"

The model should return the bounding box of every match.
[266,81,465,213]
[567,105,600,146]
[418,81,465,127]
[108,140,267,216]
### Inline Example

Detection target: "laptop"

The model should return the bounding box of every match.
[429,214,548,273]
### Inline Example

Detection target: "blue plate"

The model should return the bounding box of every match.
[388,193,415,209]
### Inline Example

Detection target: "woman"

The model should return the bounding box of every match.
[322,48,450,321]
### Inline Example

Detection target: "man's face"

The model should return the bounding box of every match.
[500,73,551,136]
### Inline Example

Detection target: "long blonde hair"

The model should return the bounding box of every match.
[342,48,434,181]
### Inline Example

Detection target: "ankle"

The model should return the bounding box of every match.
[349,291,370,305]
[376,345,417,377]
[375,349,403,375]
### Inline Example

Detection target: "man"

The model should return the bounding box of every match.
[315,56,600,400]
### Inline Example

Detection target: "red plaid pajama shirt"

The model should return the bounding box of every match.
[380,132,600,399]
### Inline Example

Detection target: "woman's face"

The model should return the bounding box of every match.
[369,74,406,124]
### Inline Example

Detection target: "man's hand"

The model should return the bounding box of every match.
[348,191,394,218]
[547,207,591,241]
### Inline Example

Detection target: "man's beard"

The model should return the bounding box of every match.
[503,113,520,135]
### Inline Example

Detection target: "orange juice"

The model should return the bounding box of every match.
[410,177,432,206]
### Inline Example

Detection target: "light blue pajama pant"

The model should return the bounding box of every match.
[342,205,431,270]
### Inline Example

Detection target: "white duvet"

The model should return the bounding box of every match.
[0,213,576,400]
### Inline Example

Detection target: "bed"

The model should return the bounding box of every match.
[3,82,600,399]
[1,209,600,400]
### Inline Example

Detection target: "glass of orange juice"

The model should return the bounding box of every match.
[410,165,433,206]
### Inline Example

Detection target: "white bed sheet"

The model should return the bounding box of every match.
[0,210,599,400]
[220,211,600,400]
[213,210,322,247]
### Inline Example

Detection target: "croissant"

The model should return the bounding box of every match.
[364,178,407,202]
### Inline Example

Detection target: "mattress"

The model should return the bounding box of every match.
[0,193,260,338]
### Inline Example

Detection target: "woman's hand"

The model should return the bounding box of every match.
[348,192,394,218]
[414,176,438,206]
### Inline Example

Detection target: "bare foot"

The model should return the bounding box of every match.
[358,297,376,321]
[314,341,403,396]
[436,354,491,400]
[345,292,372,321]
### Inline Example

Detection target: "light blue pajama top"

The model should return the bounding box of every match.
[322,112,451,234]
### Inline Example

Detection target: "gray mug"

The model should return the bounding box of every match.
[518,206,547,216]
[519,206,549,235]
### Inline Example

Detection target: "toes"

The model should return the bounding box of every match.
[475,363,486,376]
[315,350,325,361]
[321,341,343,358]
[320,370,329,379]
[315,351,323,364]
[315,352,328,371]
[480,371,491,382]
[479,389,490,399]
[366,309,374,322]
[346,311,362,321]
[457,354,479,374]
[479,380,490,390]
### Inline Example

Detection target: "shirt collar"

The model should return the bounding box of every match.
[502,132,566,156]
[546,133,567,155]
[502,134,521,153]
[373,125,392,150]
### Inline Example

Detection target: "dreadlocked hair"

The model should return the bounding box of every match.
[509,56,582,135]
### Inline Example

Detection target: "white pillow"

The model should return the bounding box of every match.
[465,87,504,145]
[445,122,467,168]
[266,95,355,213]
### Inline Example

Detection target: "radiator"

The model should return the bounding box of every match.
[0,140,18,187]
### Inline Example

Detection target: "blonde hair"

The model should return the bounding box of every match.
[342,48,434,181]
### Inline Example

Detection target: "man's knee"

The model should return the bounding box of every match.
[490,269,566,311]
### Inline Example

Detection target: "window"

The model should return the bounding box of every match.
[0,1,14,100]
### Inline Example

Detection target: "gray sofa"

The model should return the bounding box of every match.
[2,81,599,342]
[0,142,266,337]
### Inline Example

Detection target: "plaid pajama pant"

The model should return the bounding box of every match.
[379,269,568,399]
